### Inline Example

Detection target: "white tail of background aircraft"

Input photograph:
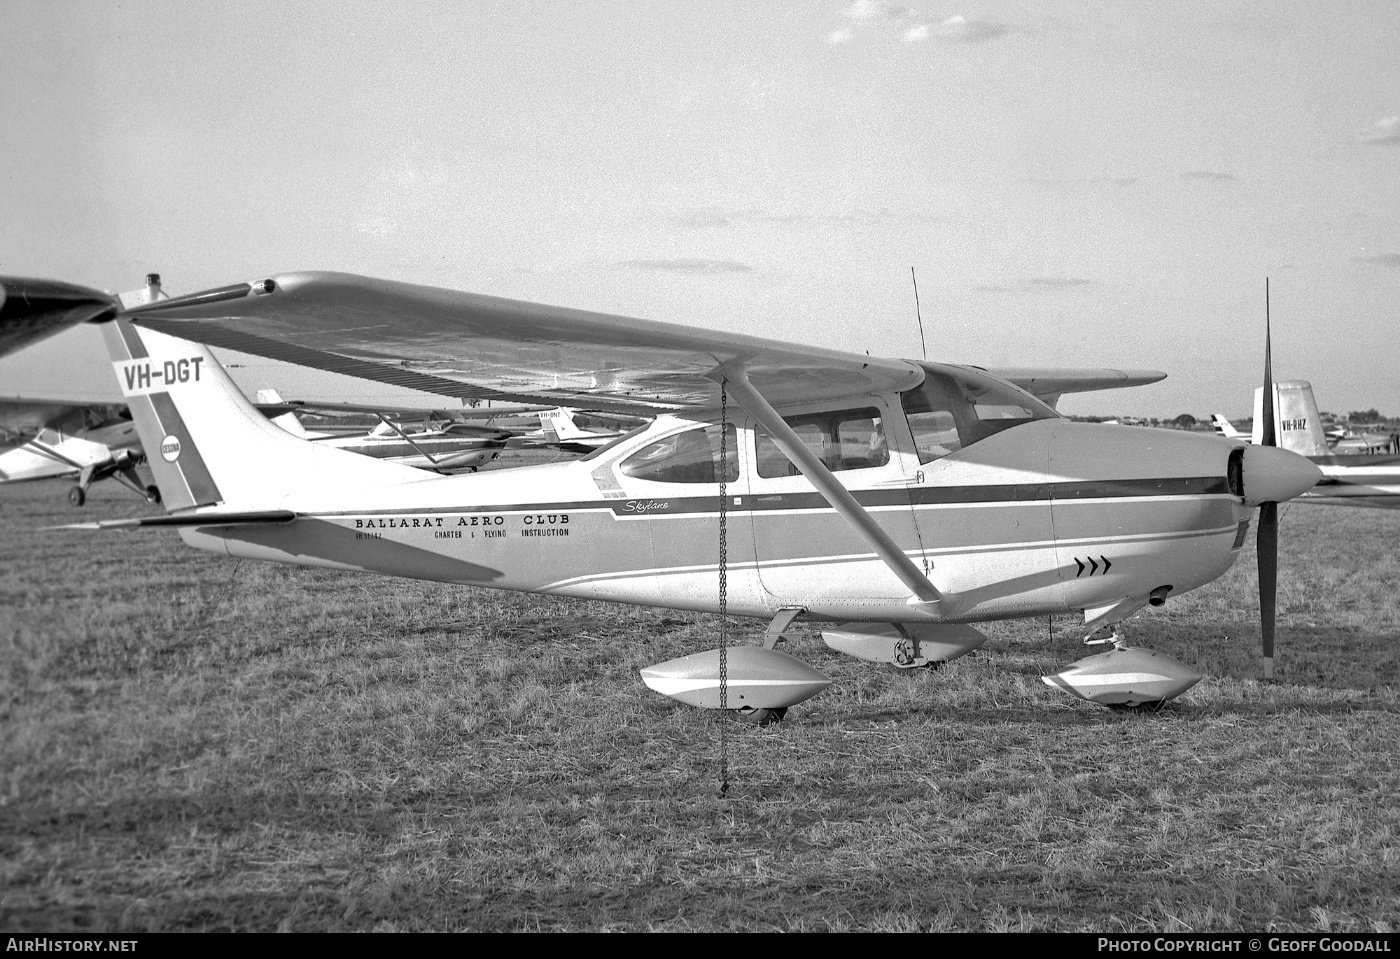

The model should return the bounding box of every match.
[1251,381,1329,457]
[1211,413,1246,441]
[538,407,587,442]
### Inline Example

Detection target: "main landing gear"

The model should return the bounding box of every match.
[733,706,788,727]
[1040,625,1203,707]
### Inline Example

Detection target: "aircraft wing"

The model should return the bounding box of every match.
[123,272,926,413]
[0,277,120,358]
[987,367,1167,408]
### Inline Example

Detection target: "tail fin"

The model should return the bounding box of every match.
[1211,413,1246,441]
[103,319,422,512]
[1251,380,1328,457]
[254,388,314,439]
[537,407,588,442]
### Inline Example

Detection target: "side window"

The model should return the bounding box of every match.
[619,423,738,484]
[756,408,889,478]
[906,409,962,463]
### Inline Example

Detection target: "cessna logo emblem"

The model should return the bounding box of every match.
[160,435,181,462]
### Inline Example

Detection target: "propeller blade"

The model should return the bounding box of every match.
[1260,278,1276,449]
[1258,500,1277,680]
[1257,277,1277,680]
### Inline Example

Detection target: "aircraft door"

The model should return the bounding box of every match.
[605,420,767,617]
[900,366,1063,617]
[746,401,927,611]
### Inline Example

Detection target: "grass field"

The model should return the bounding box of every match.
[2,468,1398,932]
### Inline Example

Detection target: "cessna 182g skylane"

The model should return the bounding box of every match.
[16,272,1321,717]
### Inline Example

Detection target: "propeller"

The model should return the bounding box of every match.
[1230,280,1321,680]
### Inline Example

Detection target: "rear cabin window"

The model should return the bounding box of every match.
[756,408,889,478]
[901,365,1057,464]
[618,423,738,484]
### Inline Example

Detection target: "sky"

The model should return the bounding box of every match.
[2,0,1398,419]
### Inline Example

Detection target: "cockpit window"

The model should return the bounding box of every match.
[619,423,739,484]
[901,364,1056,463]
[756,408,889,478]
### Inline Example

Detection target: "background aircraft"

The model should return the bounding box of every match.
[258,389,513,473]
[1268,382,1400,509]
[0,405,155,506]
[47,271,1321,718]
[1221,379,1400,510]
[0,275,601,502]
[506,407,640,454]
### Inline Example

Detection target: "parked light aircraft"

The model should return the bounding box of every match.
[0,279,149,504]
[1219,380,1400,510]
[258,389,512,472]
[0,405,156,506]
[16,272,1323,717]
[1211,413,1247,442]
[507,407,637,454]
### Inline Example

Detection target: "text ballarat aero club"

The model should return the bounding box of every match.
[352,513,571,541]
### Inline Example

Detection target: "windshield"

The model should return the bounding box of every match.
[579,423,653,462]
[901,363,1057,463]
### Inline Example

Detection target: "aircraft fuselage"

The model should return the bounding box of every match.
[181,412,1249,625]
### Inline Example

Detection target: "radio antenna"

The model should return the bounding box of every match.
[910,266,928,361]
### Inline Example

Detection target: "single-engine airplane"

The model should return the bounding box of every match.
[507,407,639,454]
[0,404,156,506]
[258,390,513,473]
[16,272,1321,717]
[1221,379,1400,510]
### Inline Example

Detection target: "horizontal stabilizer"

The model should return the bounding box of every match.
[49,509,297,531]
[0,276,121,359]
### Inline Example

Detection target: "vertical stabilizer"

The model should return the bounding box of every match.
[1251,381,1328,457]
[538,407,584,441]
[103,319,423,512]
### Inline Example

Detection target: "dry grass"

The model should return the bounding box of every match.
[2,476,1398,932]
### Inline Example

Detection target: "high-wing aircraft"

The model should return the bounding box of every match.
[26,271,1322,718]
[258,389,512,472]
[1230,379,1400,510]
[0,404,156,506]
[1211,413,1248,442]
[506,407,639,454]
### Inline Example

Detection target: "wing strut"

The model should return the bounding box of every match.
[713,366,950,615]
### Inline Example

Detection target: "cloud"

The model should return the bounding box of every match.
[1026,275,1096,287]
[1353,253,1400,269]
[673,205,932,229]
[1359,116,1400,145]
[928,15,1011,43]
[1029,175,1137,191]
[845,1,909,22]
[975,276,1098,293]
[1180,170,1236,181]
[616,258,754,275]
[828,5,1011,45]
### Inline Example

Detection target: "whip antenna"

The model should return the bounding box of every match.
[911,267,928,361]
